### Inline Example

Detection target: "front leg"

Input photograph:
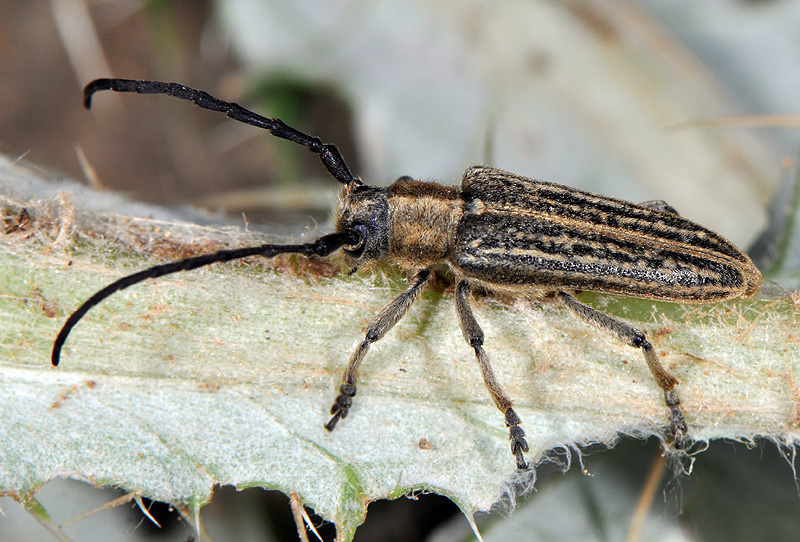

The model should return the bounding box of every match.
[555,291,689,449]
[455,280,530,469]
[325,269,432,430]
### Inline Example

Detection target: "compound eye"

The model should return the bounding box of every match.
[343,224,368,257]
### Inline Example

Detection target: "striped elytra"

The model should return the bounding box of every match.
[452,166,761,302]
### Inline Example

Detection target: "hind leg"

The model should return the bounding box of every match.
[556,291,688,448]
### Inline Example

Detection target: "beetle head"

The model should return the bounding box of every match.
[336,183,390,265]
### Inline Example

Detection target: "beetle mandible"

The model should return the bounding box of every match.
[52,78,763,470]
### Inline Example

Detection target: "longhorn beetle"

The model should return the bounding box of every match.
[52,78,762,470]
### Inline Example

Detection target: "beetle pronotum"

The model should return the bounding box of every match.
[53,78,762,470]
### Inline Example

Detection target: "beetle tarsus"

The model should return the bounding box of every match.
[506,408,530,469]
[665,389,690,449]
[325,384,356,431]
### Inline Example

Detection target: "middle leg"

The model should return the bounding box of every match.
[455,280,529,469]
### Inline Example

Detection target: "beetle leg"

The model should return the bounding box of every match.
[325,269,432,431]
[555,291,689,449]
[456,280,530,469]
[639,200,679,215]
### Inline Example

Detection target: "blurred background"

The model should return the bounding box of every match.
[1,0,799,540]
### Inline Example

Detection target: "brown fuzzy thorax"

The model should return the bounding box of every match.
[386,179,463,269]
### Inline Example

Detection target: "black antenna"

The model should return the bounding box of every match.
[51,231,358,366]
[84,78,362,188]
